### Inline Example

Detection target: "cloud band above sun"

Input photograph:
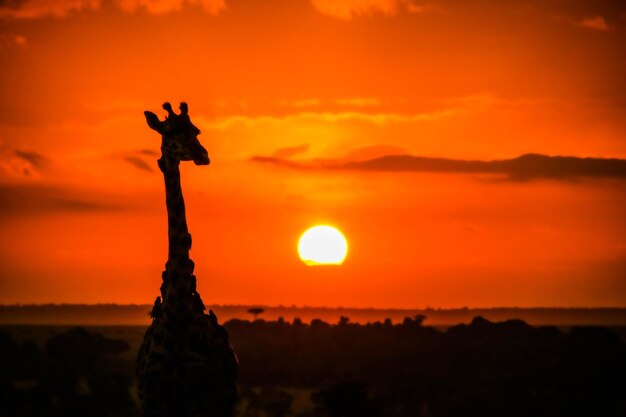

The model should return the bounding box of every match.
[2,0,622,25]
[251,153,626,181]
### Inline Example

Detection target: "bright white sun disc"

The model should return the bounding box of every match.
[298,225,348,266]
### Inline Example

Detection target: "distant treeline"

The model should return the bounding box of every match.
[2,304,626,326]
[2,316,626,417]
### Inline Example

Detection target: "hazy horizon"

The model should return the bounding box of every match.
[3,304,626,326]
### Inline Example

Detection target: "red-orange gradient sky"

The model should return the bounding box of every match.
[1,0,625,307]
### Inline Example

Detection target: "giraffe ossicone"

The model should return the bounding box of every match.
[137,102,238,417]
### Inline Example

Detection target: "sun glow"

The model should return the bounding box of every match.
[298,225,348,266]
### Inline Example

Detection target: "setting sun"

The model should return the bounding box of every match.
[298,225,348,266]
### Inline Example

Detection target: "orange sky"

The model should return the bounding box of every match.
[1,0,625,308]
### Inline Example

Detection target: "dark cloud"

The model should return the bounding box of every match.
[0,0,98,18]
[345,154,626,180]
[343,144,408,161]
[0,32,27,48]
[0,184,127,215]
[137,149,160,156]
[251,153,626,180]
[123,155,154,172]
[0,0,224,18]
[0,0,25,11]
[272,144,309,159]
[249,156,307,170]
[13,149,51,169]
[47,198,118,211]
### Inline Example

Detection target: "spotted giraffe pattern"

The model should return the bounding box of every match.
[137,103,238,417]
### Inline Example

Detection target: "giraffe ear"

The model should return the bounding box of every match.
[144,111,163,133]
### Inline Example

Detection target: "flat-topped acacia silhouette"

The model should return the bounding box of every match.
[137,102,238,417]
[247,307,265,320]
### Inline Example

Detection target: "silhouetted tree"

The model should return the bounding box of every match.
[247,307,265,320]
[236,386,261,417]
[0,327,137,417]
[313,381,378,417]
[414,314,427,326]
[260,387,293,417]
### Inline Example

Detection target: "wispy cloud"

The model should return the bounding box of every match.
[0,0,224,18]
[277,99,321,109]
[578,16,610,31]
[204,109,455,131]
[0,0,100,19]
[117,0,225,15]
[0,33,26,48]
[276,98,381,109]
[335,98,381,107]
[310,0,432,20]
[272,144,310,159]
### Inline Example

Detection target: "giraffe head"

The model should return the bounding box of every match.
[144,102,210,167]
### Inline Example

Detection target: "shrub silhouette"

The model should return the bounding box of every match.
[312,380,378,417]
[0,327,136,417]
[226,316,626,417]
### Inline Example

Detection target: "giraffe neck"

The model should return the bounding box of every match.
[161,158,191,267]
[158,157,202,317]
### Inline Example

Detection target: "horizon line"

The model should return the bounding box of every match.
[2,303,626,310]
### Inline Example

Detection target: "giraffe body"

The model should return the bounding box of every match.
[137,103,238,417]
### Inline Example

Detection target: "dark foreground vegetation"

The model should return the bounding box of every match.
[1,316,626,417]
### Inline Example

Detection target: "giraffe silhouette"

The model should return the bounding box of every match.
[137,102,238,417]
